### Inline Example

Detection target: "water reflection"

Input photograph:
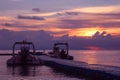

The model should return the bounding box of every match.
[82,50,97,64]
[6,65,82,80]
[70,50,98,64]
[8,65,36,76]
[19,65,30,76]
[69,50,120,67]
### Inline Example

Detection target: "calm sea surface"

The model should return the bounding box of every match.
[0,50,120,80]
[69,50,120,67]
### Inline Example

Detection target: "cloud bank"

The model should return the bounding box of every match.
[0,29,120,50]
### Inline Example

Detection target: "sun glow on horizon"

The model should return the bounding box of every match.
[68,27,120,37]
[81,31,96,37]
[69,28,101,37]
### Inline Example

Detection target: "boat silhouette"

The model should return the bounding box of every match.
[7,40,40,66]
[48,42,73,60]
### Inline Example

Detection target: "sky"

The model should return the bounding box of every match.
[0,0,120,49]
[0,0,120,37]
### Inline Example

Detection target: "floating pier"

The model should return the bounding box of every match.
[39,55,120,80]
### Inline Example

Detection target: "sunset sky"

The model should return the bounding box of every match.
[0,0,120,37]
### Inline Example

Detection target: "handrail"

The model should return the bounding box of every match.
[12,40,35,57]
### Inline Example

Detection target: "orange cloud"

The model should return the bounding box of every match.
[1,5,120,37]
[0,16,11,20]
[71,5,120,13]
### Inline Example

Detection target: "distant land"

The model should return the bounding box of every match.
[0,29,120,50]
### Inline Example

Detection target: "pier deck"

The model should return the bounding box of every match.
[39,55,120,80]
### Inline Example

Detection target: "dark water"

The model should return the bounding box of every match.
[0,50,120,80]
[0,56,83,80]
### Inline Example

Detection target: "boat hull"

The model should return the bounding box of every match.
[7,54,41,66]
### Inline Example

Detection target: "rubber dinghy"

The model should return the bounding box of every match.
[7,40,40,66]
[48,42,73,60]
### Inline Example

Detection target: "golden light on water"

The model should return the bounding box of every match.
[82,51,97,64]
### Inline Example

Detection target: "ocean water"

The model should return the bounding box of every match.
[69,50,120,67]
[0,50,120,80]
[0,56,82,80]
[0,50,84,80]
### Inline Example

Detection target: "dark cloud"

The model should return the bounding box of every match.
[32,8,41,12]
[55,37,120,50]
[61,19,91,24]
[56,12,120,29]
[57,19,92,29]
[57,13,63,16]
[98,22,120,27]
[90,31,120,49]
[2,22,25,28]
[0,29,53,49]
[94,13,120,19]
[3,22,26,28]
[65,12,80,15]
[56,11,80,16]
[92,31,112,39]
[17,15,45,20]
[3,23,14,27]
[0,29,120,50]
[3,22,45,29]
